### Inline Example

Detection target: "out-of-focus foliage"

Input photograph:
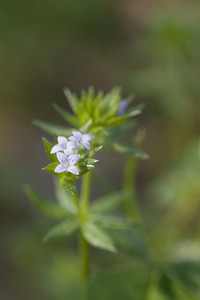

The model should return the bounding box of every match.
[1,1,200,299]
[130,6,200,120]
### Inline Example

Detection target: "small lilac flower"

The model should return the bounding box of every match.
[55,151,80,175]
[117,99,128,115]
[50,136,77,154]
[69,131,94,150]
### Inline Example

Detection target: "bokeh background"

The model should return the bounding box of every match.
[1,0,200,299]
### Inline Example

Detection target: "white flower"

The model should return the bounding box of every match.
[50,136,77,154]
[54,151,80,175]
[69,131,94,150]
[117,99,128,115]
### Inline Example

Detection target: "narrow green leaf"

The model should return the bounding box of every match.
[42,137,57,162]
[63,88,79,114]
[85,86,95,113]
[105,115,129,127]
[33,119,72,136]
[23,185,69,219]
[80,90,88,112]
[82,222,116,253]
[99,87,121,121]
[42,162,62,178]
[108,121,136,139]
[90,214,139,230]
[91,126,109,138]
[90,191,126,213]
[86,158,99,165]
[55,180,78,215]
[78,164,93,176]
[112,230,153,262]
[168,260,200,295]
[126,93,136,104]
[59,177,76,195]
[89,145,103,157]
[128,103,145,116]
[43,217,78,242]
[109,142,149,159]
[53,103,79,126]
[86,164,95,170]
[80,119,93,133]
[159,274,176,299]
[105,103,144,127]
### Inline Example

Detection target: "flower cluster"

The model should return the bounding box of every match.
[51,131,94,175]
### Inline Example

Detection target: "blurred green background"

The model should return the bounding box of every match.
[1,0,200,299]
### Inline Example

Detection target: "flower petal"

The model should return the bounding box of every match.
[57,152,68,164]
[50,144,63,154]
[69,136,77,142]
[58,136,68,145]
[64,148,73,156]
[69,154,80,164]
[55,164,66,173]
[67,166,79,175]
[81,139,90,150]
[67,141,78,149]
[83,133,94,141]
[72,131,81,137]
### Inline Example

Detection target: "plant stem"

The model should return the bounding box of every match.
[142,268,161,300]
[79,171,92,296]
[123,155,141,220]
[79,232,89,282]
[80,171,92,213]
[73,190,79,208]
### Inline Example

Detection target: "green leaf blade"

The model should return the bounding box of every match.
[42,137,57,162]
[42,162,62,178]
[23,185,70,219]
[43,217,78,242]
[53,103,79,126]
[168,260,200,295]
[82,222,116,253]
[33,119,72,136]
[63,88,79,115]
[90,214,139,231]
[55,180,78,215]
[109,142,149,160]
[59,177,76,195]
[90,191,126,214]
[79,119,93,133]
[89,145,103,157]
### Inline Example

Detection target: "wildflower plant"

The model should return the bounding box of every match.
[24,87,149,298]
[24,87,200,299]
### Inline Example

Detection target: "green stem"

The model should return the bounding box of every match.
[123,155,140,220]
[80,171,92,213]
[73,191,79,208]
[142,268,161,300]
[79,232,89,282]
[79,171,92,296]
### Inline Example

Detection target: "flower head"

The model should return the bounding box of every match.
[50,136,77,154]
[54,151,80,175]
[117,99,128,116]
[69,131,94,150]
